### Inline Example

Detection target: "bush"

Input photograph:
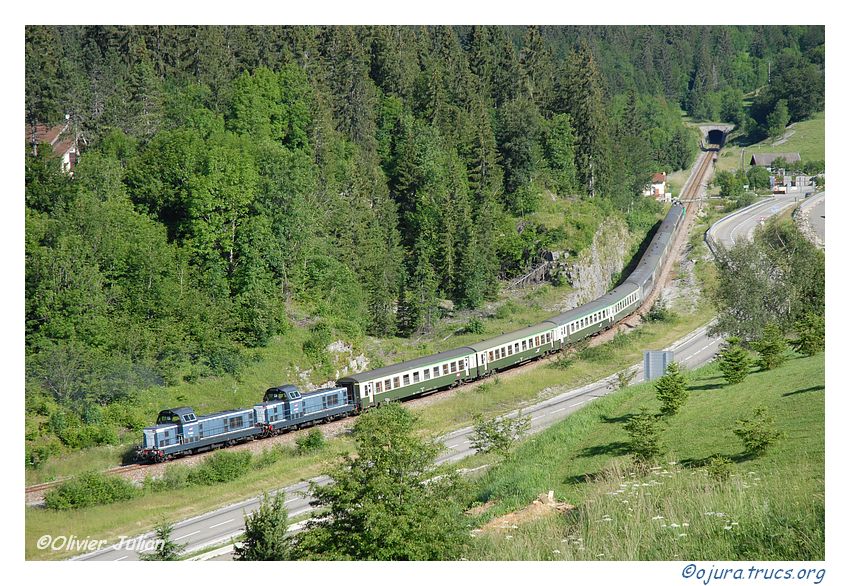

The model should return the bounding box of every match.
[187,450,253,485]
[26,438,62,469]
[646,300,674,323]
[752,323,789,370]
[733,407,784,457]
[623,408,664,463]
[717,337,753,385]
[295,429,326,455]
[144,464,191,492]
[705,455,734,482]
[462,317,485,335]
[44,471,139,510]
[654,362,688,417]
[494,301,519,320]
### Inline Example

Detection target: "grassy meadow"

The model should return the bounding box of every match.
[465,353,825,560]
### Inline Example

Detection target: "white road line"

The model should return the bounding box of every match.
[552,407,566,414]
[284,497,298,504]
[174,530,200,540]
[446,442,462,449]
[114,555,128,561]
[208,518,236,529]
[531,414,546,421]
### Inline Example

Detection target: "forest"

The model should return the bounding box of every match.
[24,25,825,463]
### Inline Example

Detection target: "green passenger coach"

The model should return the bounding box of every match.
[338,346,477,408]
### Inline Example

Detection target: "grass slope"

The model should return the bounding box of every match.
[715,112,825,175]
[468,353,824,560]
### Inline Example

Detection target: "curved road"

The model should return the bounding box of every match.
[74,194,798,562]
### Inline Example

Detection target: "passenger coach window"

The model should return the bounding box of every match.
[385,379,392,390]
[403,374,410,385]
[433,366,440,377]
[423,369,430,380]
[443,364,449,375]
[413,372,420,383]
[393,377,400,388]
[376,382,383,392]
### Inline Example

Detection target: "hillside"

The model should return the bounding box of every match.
[466,352,824,560]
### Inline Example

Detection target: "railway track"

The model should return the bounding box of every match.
[26,146,720,503]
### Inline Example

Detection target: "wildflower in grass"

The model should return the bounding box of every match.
[670,523,680,528]
[678,533,687,537]
[652,515,664,520]
[505,535,513,540]
[724,525,733,530]
[553,549,561,554]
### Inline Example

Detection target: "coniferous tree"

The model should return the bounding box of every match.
[792,312,825,357]
[655,361,688,417]
[753,323,789,370]
[139,520,185,561]
[717,337,753,385]
[623,407,664,463]
[234,492,294,561]
[561,41,610,198]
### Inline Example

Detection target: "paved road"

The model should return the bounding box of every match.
[75,195,783,562]
[707,193,800,249]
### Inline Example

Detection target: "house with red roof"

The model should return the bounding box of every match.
[26,118,79,174]
[642,172,669,202]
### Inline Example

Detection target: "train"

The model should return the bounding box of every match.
[138,203,685,463]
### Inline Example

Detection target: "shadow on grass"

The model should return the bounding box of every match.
[598,413,636,424]
[578,441,629,458]
[783,385,824,397]
[689,382,726,391]
[678,452,760,468]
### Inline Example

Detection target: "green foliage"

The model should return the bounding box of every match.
[654,362,688,417]
[494,300,520,320]
[646,300,674,323]
[766,99,791,138]
[792,312,824,357]
[43,471,139,510]
[139,520,186,561]
[746,165,771,190]
[470,412,531,457]
[462,316,486,335]
[752,323,790,371]
[234,492,294,561]
[616,369,637,389]
[186,450,253,486]
[717,337,753,385]
[712,220,824,340]
[295,429,326,455]
[733,407,784,457]
[623,407,664,463]
[294,403,470,560]
[705,455,734,482]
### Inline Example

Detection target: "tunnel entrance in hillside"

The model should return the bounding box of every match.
[707,129,726,147]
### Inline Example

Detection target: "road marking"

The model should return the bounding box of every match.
[531,414,546,421]
[174,530,200,540]
[552,407,566,414]
[208,518,236,529]
[115,555,128,561]
[284,497,299,504]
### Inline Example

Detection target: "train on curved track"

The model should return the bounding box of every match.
[139,203,686,463]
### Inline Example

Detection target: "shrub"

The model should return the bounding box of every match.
[733,407,784,457]
[295,429,326,455]
[655,362,688,417]
[752,323,789,370]
[187,450,253,485]
[646,300,674,322]
[717,337,753,385]
[144,464,191,492]
[623,408,664,463]
[792,312,824,357]
[44,471,139,510]
[705,455,734,482]
[495,301,519,320]
[462,317,485,335]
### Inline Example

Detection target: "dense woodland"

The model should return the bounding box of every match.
[24,25,824,461]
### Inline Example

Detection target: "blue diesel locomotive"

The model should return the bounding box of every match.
[139,204,685,463]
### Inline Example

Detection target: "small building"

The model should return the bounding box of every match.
[26,118,80,174]
[643,172,669,201]
[749,152,801,171]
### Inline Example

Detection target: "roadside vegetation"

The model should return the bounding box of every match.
[465,352,823,560]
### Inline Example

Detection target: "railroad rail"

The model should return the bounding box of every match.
[26,144,719,501]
